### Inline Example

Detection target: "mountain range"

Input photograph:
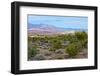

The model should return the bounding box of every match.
[28,23,87,36]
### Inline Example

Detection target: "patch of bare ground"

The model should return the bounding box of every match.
[29,48,87,60]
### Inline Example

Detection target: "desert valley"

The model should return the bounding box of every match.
[28,23,88,60]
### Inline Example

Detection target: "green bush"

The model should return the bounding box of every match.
[65,43,80,57]
[75,31,88,48]
[81,39,88,48]
[49,48,56,52]
[51,39,62,49]
[28,37,33,42]
[67,34,78,43]
[75,31,87,41]
[28,46,39,59]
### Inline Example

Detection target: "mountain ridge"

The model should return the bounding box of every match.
[28,23,87,36]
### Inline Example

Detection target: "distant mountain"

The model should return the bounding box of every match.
[28,23,60,36]
[28,23,43,29]
[59,28,87,31]
[28,23,57,29]
[28,23,87,36]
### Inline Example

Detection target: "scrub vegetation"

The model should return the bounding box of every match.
[28,31,88,60]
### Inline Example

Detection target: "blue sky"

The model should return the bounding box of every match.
[28,15,88,29]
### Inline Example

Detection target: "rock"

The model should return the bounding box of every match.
[44,51,52,56]
[54,54,64,59]
[62,41,70,46]
[63,53,69,59]
[39,43,51,49]
[45,56,53,60]
[33,54,46,60]
[55,49,64,54]
[75,49,88,58]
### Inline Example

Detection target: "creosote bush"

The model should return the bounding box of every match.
[81,39,88,48]
[50,39,62,49]
[28,46,39,59]
[75,31,87,41]
[49,48,56,52]
[65,42,80,57]
[75,31,88,48]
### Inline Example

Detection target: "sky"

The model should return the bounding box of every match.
[28,15,88,29]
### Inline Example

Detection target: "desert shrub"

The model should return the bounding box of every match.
[28,46,39,59]
[67,34,78,43]
[81,39,88,48]
[32,37,36,41]
[75,31,87,41]
[65,42,80,57]
[51,39,62,49]
[32,37,40,43]
[75,31,88,48]
[49,48,56,52]
[44,36,50,41]
[28,37,33,42]
[57,34,69,41]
